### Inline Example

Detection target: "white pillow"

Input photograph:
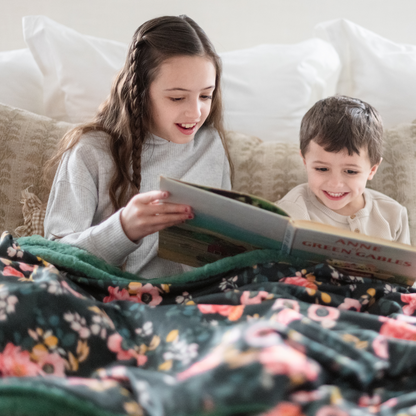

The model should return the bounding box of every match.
[0,48,44,115]
[220,40,341,143]
[23,15,127,123]
[314,19,416,128]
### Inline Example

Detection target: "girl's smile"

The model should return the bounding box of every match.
[149,55,216,144]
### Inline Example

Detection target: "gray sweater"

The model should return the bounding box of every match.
[44,127,231,279]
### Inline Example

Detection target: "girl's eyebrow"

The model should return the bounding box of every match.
[164,85,215,92]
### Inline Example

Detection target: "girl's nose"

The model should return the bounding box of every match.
[185,99,201,119]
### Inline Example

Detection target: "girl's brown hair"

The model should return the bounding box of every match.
[44,15,233,211]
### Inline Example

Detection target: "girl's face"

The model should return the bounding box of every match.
[149,55,216,144]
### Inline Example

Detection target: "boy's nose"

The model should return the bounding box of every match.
[327,174,344,188]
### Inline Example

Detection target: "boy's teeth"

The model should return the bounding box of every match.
[180,123,195,128]
[327,192,344,197]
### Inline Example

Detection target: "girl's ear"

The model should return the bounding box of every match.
[368,157,382,180]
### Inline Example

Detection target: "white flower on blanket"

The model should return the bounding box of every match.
[219,276,239,291]
[0,286,18,321]
[163,338,198,366]
[175,292,193,305]
[64,312,92,339]
[136,321,153,337]
[6,244,24,259]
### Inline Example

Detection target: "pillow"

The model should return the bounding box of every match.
[23,16,341,143]
[23,15,128,123]
[221,40,341,142]
[0,49,44,115]
[314,19,416,128]
[0,103,74,235]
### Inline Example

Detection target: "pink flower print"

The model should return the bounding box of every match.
[103,286,132,303]
[61,281,86,299]
[18,263,35,272]
[308,305,340,325]
[36,351,67,377]
[197,304,244,321]
[244,322,281,348]
[401,293,416,315]
[263,402,305,416]
[2,266,24,278]
[379,318,416,341]
[315,406,349,416]
[272,298,300,312]
[280,277,317,290]
[273,308,303,326]
[0,343,40,377]
[133,284,163,306]
[177,346,223,381]
[240,290,270,305]
[338,298,361,312]
[107,333,148,366]
[258,345,319,382]
[372,335,389,359]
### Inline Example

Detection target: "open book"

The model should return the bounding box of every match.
[158,176,416,286]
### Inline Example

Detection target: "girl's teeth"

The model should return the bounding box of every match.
[180,123,195,128]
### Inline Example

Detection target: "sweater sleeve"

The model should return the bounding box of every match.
[44,144,140,266]
[396,206,411,245]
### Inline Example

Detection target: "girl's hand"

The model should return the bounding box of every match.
[120,191,193,242]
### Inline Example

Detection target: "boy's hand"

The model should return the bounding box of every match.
[120,191,193,242]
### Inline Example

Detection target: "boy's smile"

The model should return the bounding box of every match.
[302,140,380,216]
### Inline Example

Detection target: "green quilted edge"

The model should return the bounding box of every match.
[0,383,125,416]
[17,235,309,285]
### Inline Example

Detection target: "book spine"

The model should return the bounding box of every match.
[281,221,296,255]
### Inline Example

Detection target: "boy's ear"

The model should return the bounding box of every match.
[299,149,306,166]
[368,157,382,180]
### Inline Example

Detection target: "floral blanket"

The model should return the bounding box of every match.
[1,231,416,416]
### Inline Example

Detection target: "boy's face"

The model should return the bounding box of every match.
[302,140,380,216]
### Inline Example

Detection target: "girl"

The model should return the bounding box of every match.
[43,15,233,279]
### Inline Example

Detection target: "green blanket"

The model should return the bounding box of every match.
[1,231,416,416]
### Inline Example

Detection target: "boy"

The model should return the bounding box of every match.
[276,95,410,244]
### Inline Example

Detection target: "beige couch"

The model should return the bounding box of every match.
[1,102,416,245]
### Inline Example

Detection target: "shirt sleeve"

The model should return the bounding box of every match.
[44,146,140,266]
[222,155,232,190]
[396,206,411,245]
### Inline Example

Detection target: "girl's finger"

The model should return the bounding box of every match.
[133,190,169,205]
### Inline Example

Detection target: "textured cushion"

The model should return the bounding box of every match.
[367,120,416,244]
[0,103,74,234]
[227,131,307,202]
[2,101,415,246]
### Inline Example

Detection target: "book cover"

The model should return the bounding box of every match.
[158,176,416,285]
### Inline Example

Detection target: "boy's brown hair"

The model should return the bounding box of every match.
[300,95,383,166]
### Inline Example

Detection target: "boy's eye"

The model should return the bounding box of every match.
[315,168,328,172]
[346,170,358,175]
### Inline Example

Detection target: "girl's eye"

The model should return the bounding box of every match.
[315,168,328,172]
[200,95,212,100]
[346,170,358,175]
[169,97,183,102]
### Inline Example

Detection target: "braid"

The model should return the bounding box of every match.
[126,36,147,194]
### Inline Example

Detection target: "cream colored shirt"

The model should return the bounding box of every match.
[276,183,411,245]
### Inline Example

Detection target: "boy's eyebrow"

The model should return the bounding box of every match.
[164,85,215,92]
[312,160,362,168]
